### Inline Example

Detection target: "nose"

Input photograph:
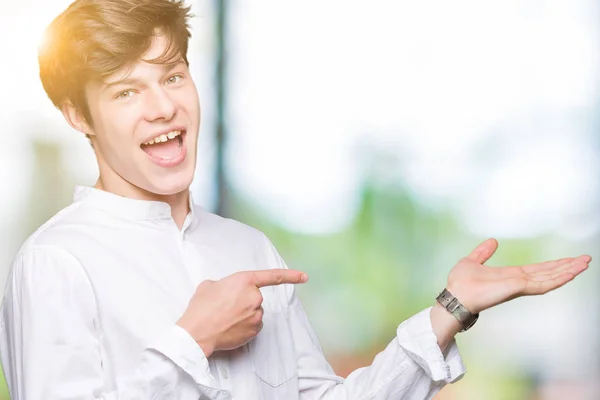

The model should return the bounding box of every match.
[144,86,176,122]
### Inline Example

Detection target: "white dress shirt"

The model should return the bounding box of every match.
[0,186,466,399]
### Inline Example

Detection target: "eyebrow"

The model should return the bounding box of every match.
[102,59,186,92]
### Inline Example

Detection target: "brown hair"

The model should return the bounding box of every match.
[39,0,193,125]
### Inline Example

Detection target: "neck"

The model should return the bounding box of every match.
[94,177,190,229]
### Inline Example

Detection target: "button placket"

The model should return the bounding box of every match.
[220,365,229,380]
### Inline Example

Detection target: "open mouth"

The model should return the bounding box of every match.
[140,129,186,161]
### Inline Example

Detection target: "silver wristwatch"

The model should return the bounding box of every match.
[436,288,479,332]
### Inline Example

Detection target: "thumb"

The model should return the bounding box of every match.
[466,238,498,264]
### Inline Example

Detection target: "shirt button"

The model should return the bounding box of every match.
[220,366,229,379]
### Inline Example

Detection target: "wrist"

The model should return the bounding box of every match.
[176,319,215,358]
[430,302,462,351]
[445,283,479,314]
[431,302,462,331]
[195,338,215,359]
[437,287,480,332]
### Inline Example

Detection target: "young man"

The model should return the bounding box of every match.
[0,0,591,399]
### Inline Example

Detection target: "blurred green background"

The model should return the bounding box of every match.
[0,1,599,399]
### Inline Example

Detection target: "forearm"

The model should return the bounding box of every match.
[1,325,218,400]
[429,303,462,352]
[291,296,466,399]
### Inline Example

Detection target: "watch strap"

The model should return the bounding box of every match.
[436,288,479,332]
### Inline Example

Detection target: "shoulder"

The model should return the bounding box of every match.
[20,201,94,250]
[7,203,91,292]
[9,244,86,289]
[1,239,96,340]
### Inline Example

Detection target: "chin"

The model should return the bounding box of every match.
[148,181,191,196]
[148,177,193,196]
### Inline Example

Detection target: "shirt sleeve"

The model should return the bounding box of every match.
[0,245,219,400]
[261,235,466,400]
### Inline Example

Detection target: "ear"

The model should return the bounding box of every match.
[61,102,95,138]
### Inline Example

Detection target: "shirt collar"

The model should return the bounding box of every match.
[73,185,195,221]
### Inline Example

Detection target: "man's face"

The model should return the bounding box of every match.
[82,34,200,197]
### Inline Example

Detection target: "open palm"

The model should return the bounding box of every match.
[446,239,591,314]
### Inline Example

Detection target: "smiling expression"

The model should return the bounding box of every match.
[73,33,201,199]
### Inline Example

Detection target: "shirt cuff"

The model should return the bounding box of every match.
[396,307,466,383]
[149,325,219,389]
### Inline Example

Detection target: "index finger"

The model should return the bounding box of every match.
[252,269,308,288]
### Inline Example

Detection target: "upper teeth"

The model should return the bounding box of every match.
[143,130,182,145]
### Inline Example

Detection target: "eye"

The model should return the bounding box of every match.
[115,90,135,100]
[166,74,183,85]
